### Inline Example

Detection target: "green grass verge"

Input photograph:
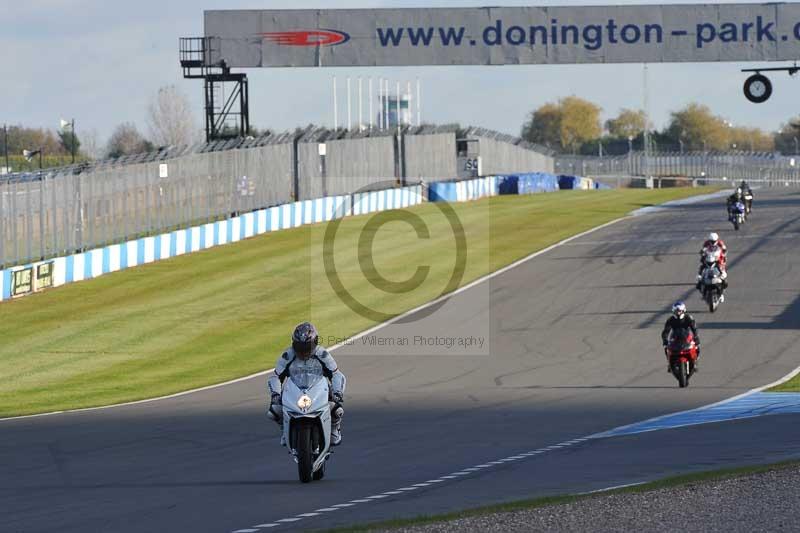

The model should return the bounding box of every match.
[767,373,800,392]
[0,187,716,417]
[326,459,800,532]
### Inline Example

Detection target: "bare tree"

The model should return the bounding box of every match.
[146,85,197,147]
[80,128,103,160]
[106,122,153,158]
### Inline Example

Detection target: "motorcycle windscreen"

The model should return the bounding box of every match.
[669,327,694,350]
[289,357,325,389]
[703,266,721,280]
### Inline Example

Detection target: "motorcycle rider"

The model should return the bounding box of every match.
[696,232,728,297]
[661,301,701,372]
[739,180,754,213]
[268,322,346,446]
[726,188,745,221]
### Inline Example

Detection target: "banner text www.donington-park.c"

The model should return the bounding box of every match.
[205,4,800,67]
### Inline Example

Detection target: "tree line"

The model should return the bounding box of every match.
[521,96,800,156]
[1,86,203,172]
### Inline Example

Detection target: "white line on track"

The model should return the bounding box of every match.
[2,212,631,423]
[231,362,800,531]
[580,481,647,495]
[14,187,735,425]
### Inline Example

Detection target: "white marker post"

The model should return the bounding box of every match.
[384,79,390,131]
[416,77,421,126]
[407,81,412,127]
[333,76,338,130]
[347,77,352,131]
[396,81,401,133]
[378,78,383,130]
[368,77,373,131]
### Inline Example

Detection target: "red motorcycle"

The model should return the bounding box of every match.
[665,328,698,388]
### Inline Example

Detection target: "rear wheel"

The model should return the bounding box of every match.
[296,424,314,483]
[733,219,740,231]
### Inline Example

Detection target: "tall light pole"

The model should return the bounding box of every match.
[627,135,634,175]
[3,124,9,173]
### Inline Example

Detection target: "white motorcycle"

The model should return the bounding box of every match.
[730,201,746,231]
[281,360,333,482]
[699,246,726,313]
[743,192,753,216]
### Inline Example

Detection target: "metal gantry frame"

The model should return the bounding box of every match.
[180,37,250,141]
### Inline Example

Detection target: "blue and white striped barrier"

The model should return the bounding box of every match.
[428,176,499,203]
[0,186,424,302]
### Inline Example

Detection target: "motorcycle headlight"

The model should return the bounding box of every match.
[297,395,312,411]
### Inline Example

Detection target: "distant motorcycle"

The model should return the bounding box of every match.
[699,246,726,313]
[281,360,333,482]
[730,201,746,231]
[666,328,699,388]
[743,192,753,215]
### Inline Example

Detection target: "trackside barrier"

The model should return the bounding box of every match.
[557,175,594,190]
[427,176,499,202]
[0,185,424,302]
[497,173,560,195]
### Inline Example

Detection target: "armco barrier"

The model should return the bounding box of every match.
[498,173,560,195]
[0,185,423,302]
[428,176,499,202]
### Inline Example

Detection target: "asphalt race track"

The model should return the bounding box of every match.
[3,188,800,533]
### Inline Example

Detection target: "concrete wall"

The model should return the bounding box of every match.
[297,136,397,200]
[403,132,457,181]
[473,136,554,176]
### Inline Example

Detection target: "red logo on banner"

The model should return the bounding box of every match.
[260,29,350,47]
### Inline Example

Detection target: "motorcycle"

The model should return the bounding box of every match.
[666,328,699,388]
[743,192,753,215]
[281,359,333,483]
[699,246,726,313]
[730,201,746,231]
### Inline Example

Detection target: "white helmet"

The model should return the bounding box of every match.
[708,232,719,244]
[672,301,687,318]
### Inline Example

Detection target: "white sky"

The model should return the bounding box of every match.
[3,0,798,144]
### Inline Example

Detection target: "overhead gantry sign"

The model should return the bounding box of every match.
[184,4,800,138]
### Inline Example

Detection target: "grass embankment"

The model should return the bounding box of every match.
[767,374,800,392]
[0,187,716,417]
[327,459,800,532]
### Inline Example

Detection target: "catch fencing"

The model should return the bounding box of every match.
[1,126,552,269]
[555,152,800,183]
[0,139,293,270]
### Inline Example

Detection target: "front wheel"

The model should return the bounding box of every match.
[678,361,689,388]
[296,425,314,483]
[313,460,326,481]
[733,219,740,231]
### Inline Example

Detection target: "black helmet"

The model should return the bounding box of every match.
[292,322,319,359]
